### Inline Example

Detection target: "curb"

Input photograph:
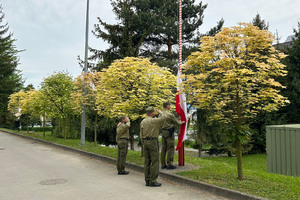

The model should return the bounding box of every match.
[1,130,266,200]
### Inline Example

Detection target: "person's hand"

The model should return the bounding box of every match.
[155,109,161,114]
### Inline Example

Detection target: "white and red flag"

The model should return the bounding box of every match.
[175,67,188,151]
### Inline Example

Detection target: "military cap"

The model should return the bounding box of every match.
[163,102,171,108]
[146,107,155,114]
[118,115,126,122]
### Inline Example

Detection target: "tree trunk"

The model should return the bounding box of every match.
[236,137,244,180]
[167,36,172,56]
[197,129,202,158]
[43,112,46,137]
[27,117,29,133]
[235,79,244,180]
[94,113,98,146]
[19,118,22,131]
[130,134,134,150]
[198,144,202,158]
[63,117,66,140]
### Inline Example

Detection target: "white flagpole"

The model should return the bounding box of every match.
[179,0,182,68]
[178,0,185,166]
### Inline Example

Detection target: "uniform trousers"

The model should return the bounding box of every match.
[161,131,175,167]
[143,139,159,184]
[117,139,128,173]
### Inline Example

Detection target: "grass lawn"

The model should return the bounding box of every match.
[2,128,299,200]
[180,155,300,200]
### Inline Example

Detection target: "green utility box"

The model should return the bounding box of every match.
[266,124,300,177]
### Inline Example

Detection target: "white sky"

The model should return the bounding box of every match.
[2,0,299,88]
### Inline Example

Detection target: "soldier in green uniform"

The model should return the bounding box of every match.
[160,102,184,170]
[116,115,130,175]
[140,107,166,187]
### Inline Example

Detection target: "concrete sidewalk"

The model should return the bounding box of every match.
[0,130,266,200]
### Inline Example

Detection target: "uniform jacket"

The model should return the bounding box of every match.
[159,110,183,130]
[116,120,130,141]
[140,116,165,140]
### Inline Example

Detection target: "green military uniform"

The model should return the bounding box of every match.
[116,119,130,174]
[160,110,183,168]
[140,115,165,185]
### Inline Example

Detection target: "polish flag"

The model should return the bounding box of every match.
[175,67,188,151]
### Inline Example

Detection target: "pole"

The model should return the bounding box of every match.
[179,0,182,67]
[179,142,185,166]
[178,0,185,166]
[81,0,89,145]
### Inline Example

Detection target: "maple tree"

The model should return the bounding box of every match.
[182,23,289,180]
[31,89,52,137]
[94,57,176,119]
[94,57,176,149]
[72,72,99,144]
[39,72,75,139]
[8,90,26,124]
[8,89,38,132]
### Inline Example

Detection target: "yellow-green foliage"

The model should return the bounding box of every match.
[8,90,25,116]
[183,23,290,180]
[39,71,75,119]
[183,23,289,125]
[95,57,176,120]
[72,72,98,113]
[8,89,38,117]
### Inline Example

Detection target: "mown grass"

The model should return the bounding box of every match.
[180,155,300,200]
[2,128,300,200]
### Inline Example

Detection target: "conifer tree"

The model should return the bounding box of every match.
[136,0,209,70]
[251,13,269,30]
[281,22,300,122]
[91,0,223,72]
[0,4,23,125]
[90,0,145,71]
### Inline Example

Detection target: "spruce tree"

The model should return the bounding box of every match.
[135,0,206,71]
[0,4,23,125]
[90,0,145,71]
[281,22,300,122]
[91,0,223,72]
[134,0,223,72]
[251,13,269,30]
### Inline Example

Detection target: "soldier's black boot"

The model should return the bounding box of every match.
[145,180,150,186]
[167,165,177,170]
[118,171,129,175]
[149,182,161,187]
[161,165,167,169]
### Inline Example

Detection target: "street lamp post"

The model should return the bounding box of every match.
[81,0,89,145]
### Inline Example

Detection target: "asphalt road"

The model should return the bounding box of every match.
[0,131,228,200]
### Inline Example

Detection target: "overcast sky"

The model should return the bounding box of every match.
[2,0,300,88]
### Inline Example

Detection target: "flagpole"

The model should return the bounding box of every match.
[179,0,182,67]
[178,0,185,166]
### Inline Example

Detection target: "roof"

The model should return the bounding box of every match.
[285,35,295,43]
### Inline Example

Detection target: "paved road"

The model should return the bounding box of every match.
[0,131,228,200]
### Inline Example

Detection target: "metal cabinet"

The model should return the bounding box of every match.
[266,124,300,177]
